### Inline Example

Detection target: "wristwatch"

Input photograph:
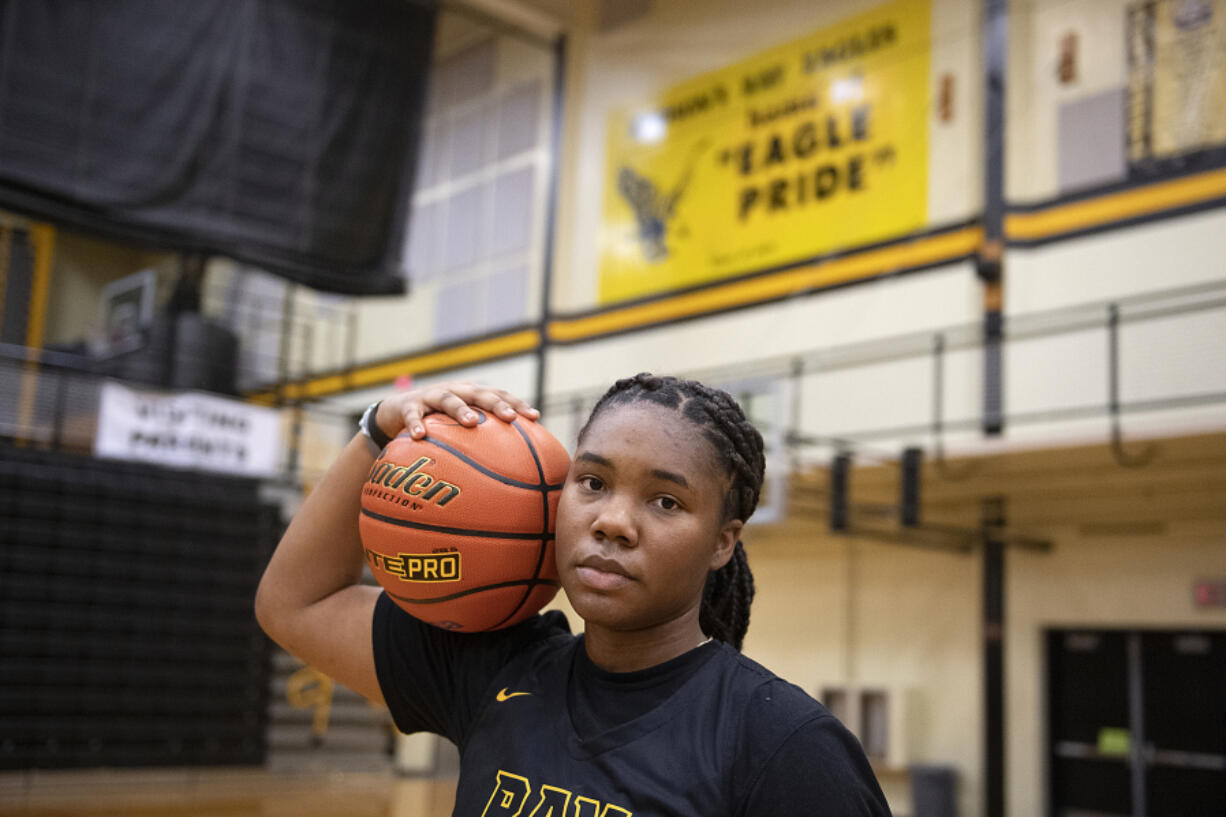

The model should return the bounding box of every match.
[359,401,393,450]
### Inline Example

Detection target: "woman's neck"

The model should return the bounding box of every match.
[582,615,709,673]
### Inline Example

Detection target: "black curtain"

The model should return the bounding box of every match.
[0,0,437,295]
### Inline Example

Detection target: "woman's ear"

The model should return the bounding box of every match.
[709,518,742,571]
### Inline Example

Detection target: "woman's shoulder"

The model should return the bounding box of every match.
[374,595,577,694]
[715,649,890,814]
[499,609,577,664]
[716,645,828,720]
[678,643,833,752]
[372,598,577,741]
[450,607,578,670]
[506,608,574,644]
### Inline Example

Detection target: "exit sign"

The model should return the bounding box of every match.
[1194,580,1226,608]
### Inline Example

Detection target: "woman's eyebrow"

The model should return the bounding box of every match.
[576,452,689,488]
[650,468,689,488]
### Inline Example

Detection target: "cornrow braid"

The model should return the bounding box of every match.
[579,373,765,651]
[700,541,754,650]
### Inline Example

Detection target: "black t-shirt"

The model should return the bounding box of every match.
[568,635,719,742]
[372,593,891,817]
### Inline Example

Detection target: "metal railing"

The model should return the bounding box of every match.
[543,279,1226,460]
[6,280,1225,486]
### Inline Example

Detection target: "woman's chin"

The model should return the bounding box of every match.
[562,584,636,631]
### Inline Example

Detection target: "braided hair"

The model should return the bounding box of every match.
[577,373,765,651]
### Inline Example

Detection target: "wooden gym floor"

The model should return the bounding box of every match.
[0,769,458,817]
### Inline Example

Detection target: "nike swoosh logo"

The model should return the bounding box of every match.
[496,688,532,702]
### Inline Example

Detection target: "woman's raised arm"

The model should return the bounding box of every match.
[253,383,538,703]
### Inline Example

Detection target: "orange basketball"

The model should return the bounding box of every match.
[358,411,571,632]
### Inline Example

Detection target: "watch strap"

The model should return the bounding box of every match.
[360,401,394,450]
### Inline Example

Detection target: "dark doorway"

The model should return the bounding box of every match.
[1047,629,1226,817]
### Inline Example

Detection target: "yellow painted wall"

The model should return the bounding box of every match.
[743,525,983,816]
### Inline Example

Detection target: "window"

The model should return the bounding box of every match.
[405,32,554,345]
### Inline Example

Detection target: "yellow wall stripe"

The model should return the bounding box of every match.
[250,328,541,403]
[1005,167,1226,241]
[548,226,983,342]
[250,228,980,403]
[25,224,55,352]
[17,224,56,444]
[254,166,1225,404]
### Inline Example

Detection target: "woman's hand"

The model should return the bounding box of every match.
[375,381,540,441]
[255,381,538,705]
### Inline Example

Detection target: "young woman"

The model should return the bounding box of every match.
[256,374,890,816]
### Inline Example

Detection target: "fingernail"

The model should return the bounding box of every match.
[463,411,477,422]
[413,425,424,436]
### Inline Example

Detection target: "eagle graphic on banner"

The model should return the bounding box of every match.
[616,139,711,262]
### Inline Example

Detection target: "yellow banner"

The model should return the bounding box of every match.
[599,0,931,304]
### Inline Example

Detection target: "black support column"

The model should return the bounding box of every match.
[982,496,1006,817]
[980,0,1010,806]
[980,0,1007,436]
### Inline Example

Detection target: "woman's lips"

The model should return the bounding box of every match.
[575,563,633,591]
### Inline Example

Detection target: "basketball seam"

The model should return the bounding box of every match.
[371,420,564,631]
[361,507,555,540]
[422,436,564,491]
[386,578,561,605]
[488,421,555,629]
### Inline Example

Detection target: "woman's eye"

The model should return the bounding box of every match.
[655,496,680,511]
[578,476,603,492]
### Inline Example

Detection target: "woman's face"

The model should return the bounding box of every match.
[554,401,742,636]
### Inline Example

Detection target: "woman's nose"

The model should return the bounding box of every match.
[591,495,637,547]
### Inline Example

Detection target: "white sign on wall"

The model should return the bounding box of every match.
[95,381,282,477]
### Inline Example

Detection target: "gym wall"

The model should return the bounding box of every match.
[547,0,1224,454]
[531,3,1225,816]
[29,0,1212,809]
